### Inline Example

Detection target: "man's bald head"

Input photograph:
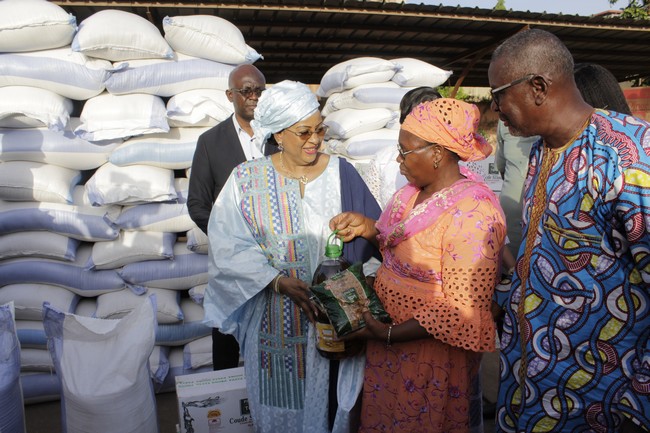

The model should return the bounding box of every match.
[226,64,266,127]
[228,64,265,89]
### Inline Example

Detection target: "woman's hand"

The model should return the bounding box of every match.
[329,212,378,243]
[339,311,389,342]
[277,276,319,324]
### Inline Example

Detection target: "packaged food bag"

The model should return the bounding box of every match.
[310,262,390,337]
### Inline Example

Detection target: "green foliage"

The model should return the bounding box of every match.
[494,0,506,11]
[437,86,491,103]
[609,0,649,19]
[438,86,468,100]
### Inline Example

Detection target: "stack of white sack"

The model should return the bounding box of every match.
[0,1,261,405]
[0,0,123,403]
[317,57,453,207]
[0,1,107,132]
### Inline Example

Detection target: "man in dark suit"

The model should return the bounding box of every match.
[188,64,274,370]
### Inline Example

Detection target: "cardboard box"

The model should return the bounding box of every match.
[175,367,254,433]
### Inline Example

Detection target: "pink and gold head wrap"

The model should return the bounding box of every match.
[401,98,492,162]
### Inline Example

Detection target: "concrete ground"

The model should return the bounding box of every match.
[25,389,497,433]
[24,352,500,432]
[25,392,180,433]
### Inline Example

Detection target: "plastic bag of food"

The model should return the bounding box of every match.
[310,262,391,337]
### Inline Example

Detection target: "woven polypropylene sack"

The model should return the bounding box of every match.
[0,302,26,433]
[43,296,158,433]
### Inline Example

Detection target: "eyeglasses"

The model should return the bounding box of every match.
[397,142,435,159]
[230,87,265,99]
[490,74,535,106]
[285,124,329,142]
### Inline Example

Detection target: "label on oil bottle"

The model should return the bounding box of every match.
[315,322,345,352]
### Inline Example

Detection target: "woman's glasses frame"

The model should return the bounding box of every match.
[397,142,436,159]
[285,124,329,143]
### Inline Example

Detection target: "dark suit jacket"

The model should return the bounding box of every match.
[187,115,276,234]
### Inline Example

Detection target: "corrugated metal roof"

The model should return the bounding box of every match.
[53,0,650,87]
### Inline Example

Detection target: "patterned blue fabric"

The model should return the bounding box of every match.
[495,110,650,432]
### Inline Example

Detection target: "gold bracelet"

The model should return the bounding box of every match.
[386,324,393,348]
[273,274,283,294]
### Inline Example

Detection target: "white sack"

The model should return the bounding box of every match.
[72,9,172,61]
[0,302,26,433]
[109,127,210,169]
[188,284,207,305]
[0,161,80,204]
[0,231,80,262]
[87,231,176,270]
[186,226,209,254]
[0,48,111,100]
[75,92,169,141]
[105,54,234,97]
[182,335,213,370]
[323,82,409,114]
[15,320,47,349]
[0,0,76,52]
[119,241,208,292]
[149,345,170,384]
[0,194,120,242]
[0,121,120,170]
[85,163,177,206]
[324,107,396,140]
[167,89,233,127]
[163,15,261,65]
[156,299,211,346]
[390,57,453,88]
[316,57,400,98]
[0,245,125,297]
[20,371,60,405]
[327,128,399,159]
[74,298,97,317]
[43,297,158,433]
[116,179,193,232]
[116,202,194,233]
[20,348,54,373]
[0,284,79,321]
[95,288,182,324]
[0,86,72,131]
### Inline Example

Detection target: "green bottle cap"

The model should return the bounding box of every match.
[325,231,343,258]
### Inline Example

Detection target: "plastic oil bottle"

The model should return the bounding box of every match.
[311,231,363,359]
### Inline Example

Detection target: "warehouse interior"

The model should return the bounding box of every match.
[4,1,649,433]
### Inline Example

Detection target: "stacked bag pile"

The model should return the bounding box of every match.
[0,0,260,414]
[317,57,452,203]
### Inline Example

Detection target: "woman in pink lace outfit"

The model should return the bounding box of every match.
[330,98,506,433]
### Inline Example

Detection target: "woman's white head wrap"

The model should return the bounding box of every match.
[251,80,320,148]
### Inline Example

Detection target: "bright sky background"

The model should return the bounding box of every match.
[411,0,620,16]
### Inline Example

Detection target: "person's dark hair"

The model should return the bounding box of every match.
[574,63,632,115]
[492,29,573,83]
[399,86,442,124]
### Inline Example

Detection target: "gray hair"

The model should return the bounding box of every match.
[492,29,574,82]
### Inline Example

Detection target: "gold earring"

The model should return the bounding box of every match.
[433,160,439,169]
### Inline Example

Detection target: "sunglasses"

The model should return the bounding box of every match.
[490,74,535,107]
[396,142,436,159]
[285,124,329,142]
[230,87,265,99]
